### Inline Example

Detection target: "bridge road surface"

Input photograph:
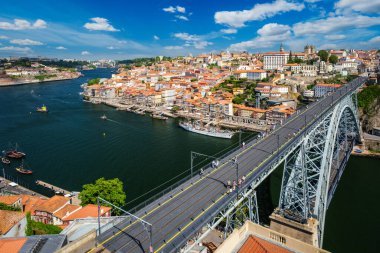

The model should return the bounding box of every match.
[92,77,366,253]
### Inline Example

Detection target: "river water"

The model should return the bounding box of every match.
[0,69,377,252]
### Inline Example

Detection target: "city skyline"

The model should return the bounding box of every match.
[0,0,379,59]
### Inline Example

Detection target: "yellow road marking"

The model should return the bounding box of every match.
[154,193,227,253]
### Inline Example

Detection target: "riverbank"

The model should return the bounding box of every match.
[0,74,81,87]
[0,176,46,198]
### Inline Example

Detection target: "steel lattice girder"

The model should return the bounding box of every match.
[278,93,360,247]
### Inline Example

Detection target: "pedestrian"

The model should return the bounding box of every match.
[232,180,236,190]
[216,160,219,167]
[238,179,242,186]
[242,175,246,182]
[242,142,245,148]
[200,168,204,177]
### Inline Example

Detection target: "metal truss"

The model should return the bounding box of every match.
[278,93,361,247]
[183,185,259,253]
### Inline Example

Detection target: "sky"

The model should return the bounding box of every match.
[0,0,379,60]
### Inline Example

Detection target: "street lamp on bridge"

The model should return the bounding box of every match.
[190,151,217,178]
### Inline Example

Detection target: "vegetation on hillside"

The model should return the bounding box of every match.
[87,78,101,86]
[358,85,380,112]
[34,74,57,81]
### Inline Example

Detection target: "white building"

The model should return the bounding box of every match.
[263,44,289,70]
[247,70,267,80]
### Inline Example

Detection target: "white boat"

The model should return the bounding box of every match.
[179,121,234,139]
[100,114,107,120]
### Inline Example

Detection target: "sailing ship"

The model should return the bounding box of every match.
[36,104,48,113]
[4,143,26,159]
[15,160,33,175]
[179,121,235,139]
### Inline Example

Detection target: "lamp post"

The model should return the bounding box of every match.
[230,157,239,200]
[190,151,217,178]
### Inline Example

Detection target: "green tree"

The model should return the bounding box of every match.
[79,178,126,208]
[329,55,338,64]
[318,50,329,62]
[25,212,33,236]
[87,78,101,86]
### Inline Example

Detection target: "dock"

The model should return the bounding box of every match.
[0,176,46,198]
[36,180,81,205]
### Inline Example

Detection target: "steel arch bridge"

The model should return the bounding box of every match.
[278,91,361,246]
[91,77,367,253]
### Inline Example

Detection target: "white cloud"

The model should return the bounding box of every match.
[84,17,119,32]
[324,34,346,40]
[293,15,380,36]
[10,39,43,45]
[153,35,160,40]
[228,23,291,51]
[0,35,8,39]
[214,0,304,28]
[176,6,186,13]
[56,46,66,50]
[0,19,47,30]
[193,41,213,49]
[362,36,380,45]
[164,46,183,50]
[335,0,380,14]
[81,51,91,55]
[221,28,237,34]
[174,33,200,41]
[304,0,322,3]
[0,46,31,53]
[175,15,189,21]
[163,6,176,13]
[163,6,186,13]
[257,23,291,36]
[107,46,117,50]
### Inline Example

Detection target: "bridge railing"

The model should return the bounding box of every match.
[128,133,262,214]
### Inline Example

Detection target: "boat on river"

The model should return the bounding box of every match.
[15,160,33,175]
[4,143,26,159]
[37,104,48,113]
[151,113,168,120]
[100,114,108,120]
[179,121,234,139]
[1,157,10,164]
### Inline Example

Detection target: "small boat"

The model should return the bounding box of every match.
[15,160,33,175]
[1,157,10,164]
[151,113,168,120]
[37,104,48,113]
[354,148,363,153]
[100,114,107,120]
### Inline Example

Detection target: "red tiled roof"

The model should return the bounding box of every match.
[63,204,111,221]
[0,195,21,205]
[0,210,25,235]
[0,238,27,253]
[35,195,69,214]
[238,235,292,253]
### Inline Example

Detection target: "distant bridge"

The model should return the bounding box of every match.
[91,77,366,253]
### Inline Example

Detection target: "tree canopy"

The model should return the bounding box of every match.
[358,85,380,112]
[318,50,329,62]
[329,55,338,64]
[79,177,126,208]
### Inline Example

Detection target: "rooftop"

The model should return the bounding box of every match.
[0,210,25,235]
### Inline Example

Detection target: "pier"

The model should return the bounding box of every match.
[36,179,81,205]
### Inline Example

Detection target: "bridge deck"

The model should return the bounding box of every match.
[92,77,366,253]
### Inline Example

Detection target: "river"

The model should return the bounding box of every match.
[0,69,377,252]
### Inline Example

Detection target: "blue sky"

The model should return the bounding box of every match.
[0,0,379,59]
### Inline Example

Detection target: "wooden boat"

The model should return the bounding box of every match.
[4,143,26,159]
[15,160,33,175]
[1,157,10,164]
[37,104,48,113]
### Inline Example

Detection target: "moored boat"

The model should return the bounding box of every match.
[179,121,234,139]
[15,160,33,174]
[37,104,48,113]
[151,113,168,120]
[4,143,26,159]
[1,157,10,164]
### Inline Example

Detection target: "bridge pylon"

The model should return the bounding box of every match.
[276,91,361,247]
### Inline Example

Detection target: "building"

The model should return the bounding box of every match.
[303,90,315,98]
[263,44,290,70]
[215,220,329,253]
[32,195,70,225]
[61,204,111,226]
[0,195,22,209]
[314,83,341,97]
[0,210,26,237]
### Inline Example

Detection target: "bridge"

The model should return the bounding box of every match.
[91,77,367,253]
